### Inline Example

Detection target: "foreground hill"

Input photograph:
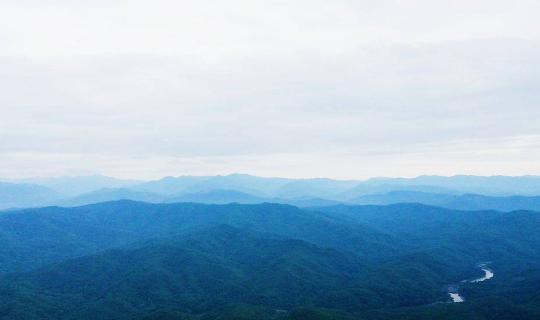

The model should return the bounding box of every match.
[0,201,538,319]
[1,226,372,319]
[0,201,398,273]
[0,223,516,320]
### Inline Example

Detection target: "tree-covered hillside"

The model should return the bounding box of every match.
[0,201,538,319]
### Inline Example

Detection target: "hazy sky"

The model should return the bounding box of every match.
[1,0,540,179]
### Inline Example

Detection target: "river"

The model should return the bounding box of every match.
[470,268,494,283]
[449,293,464,303]
[448,266,494,303]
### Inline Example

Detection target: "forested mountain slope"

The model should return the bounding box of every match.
[0,201,538,319]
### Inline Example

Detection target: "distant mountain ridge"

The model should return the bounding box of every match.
[5,174,540,211]
[132,174,359,198]
[0,181,59,209]
[353,190,540,212]
[2,175,142,197]
[363,175,540,196]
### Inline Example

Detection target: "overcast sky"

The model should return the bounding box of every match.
[1,0,540,180]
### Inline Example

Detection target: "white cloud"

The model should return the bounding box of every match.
[1,1,539,179]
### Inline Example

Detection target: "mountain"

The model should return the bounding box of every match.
[0,219,517,320]
[165,189,267,204]
[317,203,540,271]
[0,182,58,209]
[0,201,399,274]
[352,191,540,212]
[279,197,344,207]
[134,174,360,199]
[7,174,540,210]
[273,178,359,199]
[0,225,370,319]
[5,173,362,206]
[165,190,344,207]
[60,188,166,206]
[340,184,460,199]
[5,175,143,197]
[0,199,540,319]
[134,174,293,197]
[133,176,216,195]
[360,175,540,196]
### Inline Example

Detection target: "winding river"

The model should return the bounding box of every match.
[449,293,464,303]
[448,265,494,303]
[470,268,494,283]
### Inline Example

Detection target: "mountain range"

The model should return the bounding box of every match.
[5,174,540,212]
[0,200,538,319]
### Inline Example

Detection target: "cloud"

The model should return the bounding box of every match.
[0,1,539,178]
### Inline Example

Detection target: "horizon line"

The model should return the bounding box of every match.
[3,172,540,183]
